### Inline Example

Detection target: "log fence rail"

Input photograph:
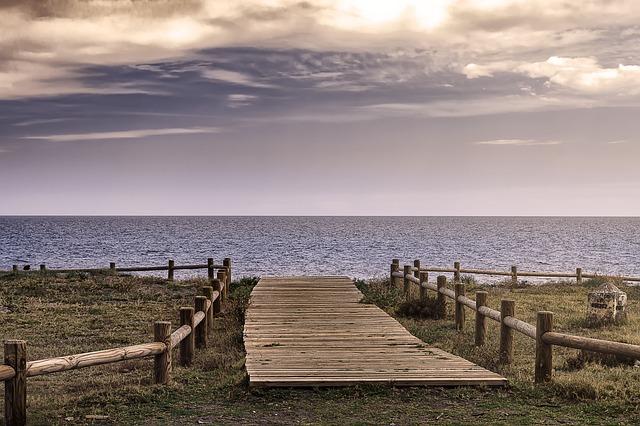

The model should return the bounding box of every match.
[390,259,640,384]
[1,257,231,426]
[4,258,231,281]
[395,260,640,285]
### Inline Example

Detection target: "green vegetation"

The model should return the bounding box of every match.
[365,277,640,402]
[1,273,639,424]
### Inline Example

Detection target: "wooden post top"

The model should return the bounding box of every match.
[501,299,515,316]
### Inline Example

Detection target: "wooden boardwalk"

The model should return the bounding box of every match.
[244,276,507,387]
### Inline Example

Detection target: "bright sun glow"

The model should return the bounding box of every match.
[330,0,518,30]
[334,0,455,30]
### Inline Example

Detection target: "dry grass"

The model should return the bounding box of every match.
[0,272,254,425]
[2,273,640,424]
[369,276,640,403]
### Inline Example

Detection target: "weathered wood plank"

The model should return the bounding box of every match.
[244,276,506,388]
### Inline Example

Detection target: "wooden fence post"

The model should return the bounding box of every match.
[39,264,46,272]
[475,291,488,346]
[500,299,515,364]
[413,259,420,299]
[223,258,232,299]
[390,262,399,288]
[153,321,171,384]
[391,259,399,289]
[12,265,18,273]
[436,275,447,319]
[216,270,227,303]
[454,261,461,283]
[536,311,554,383]
[195,296,208,349]
[511,266,518,287]
[168,259,174,281]
[576,268,582,285]
[201,286,215,336]
[4,339,27,426]
[419,271,428,303]
[403,265,411,300]
[212,279,222,314]
[109,262,116,274]
[207,258,214,280]
[454,283,465,331]
[179,307,195,367]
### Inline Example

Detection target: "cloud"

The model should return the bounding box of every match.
[607,139,629,144]
[474,139,562,146]
[227,93,258,108]
[201,69,276,88]
[13,118,72,127]
[1,0,640,123]
[22,127,220,142]
[464,56,640,95]
[359,92,595,118]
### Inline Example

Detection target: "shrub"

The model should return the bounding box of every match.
[396,298,440,319]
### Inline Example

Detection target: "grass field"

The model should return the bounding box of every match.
[1,272,639,425]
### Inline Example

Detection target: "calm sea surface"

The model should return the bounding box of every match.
[0,216,639,280]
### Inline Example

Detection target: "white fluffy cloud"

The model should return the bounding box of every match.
[464,56,640,95]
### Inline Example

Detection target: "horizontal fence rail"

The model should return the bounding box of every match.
[25,342,167,377]
[1,257,233,289]
[2,258,231,426]
[390,258,640,384]
[402,260,640,284]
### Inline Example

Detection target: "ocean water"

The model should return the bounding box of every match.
[0,216,639,280]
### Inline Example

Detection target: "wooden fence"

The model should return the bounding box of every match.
[390,259,640,383]
[3,257,232,288]
[401,260,640,285]
[1,259,232,426]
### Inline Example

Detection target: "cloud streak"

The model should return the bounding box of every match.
[201,69,277,88]
[474,139,562,146]
[22,127,220,142]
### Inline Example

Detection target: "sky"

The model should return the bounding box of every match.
[1,0,639,215]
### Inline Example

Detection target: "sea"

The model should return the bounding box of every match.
[1,216,639,281]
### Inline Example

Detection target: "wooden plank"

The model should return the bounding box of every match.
[244,276,506,388]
